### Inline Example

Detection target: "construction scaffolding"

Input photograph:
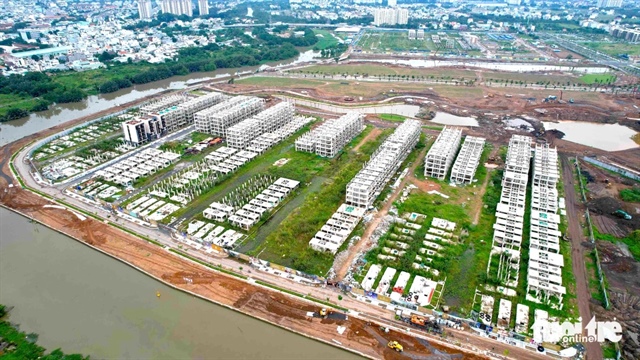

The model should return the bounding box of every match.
[487,134,532,289]
[527,144,566,304]
[450,136,486,184]
[246,116,313,154]
[295,112,363,158]
[226,101,295,150]
[346,119,422,208]
[424,126,462,180]
[194,96,265,136]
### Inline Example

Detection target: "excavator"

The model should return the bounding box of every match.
[387,341,404,352]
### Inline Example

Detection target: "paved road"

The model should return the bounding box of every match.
[560,154,603,360]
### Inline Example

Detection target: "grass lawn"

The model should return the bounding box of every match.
[313,29,339,50]
[579,73,617,85]
[583,41,640,57]
[379,114,406,122]
[357,31,457,53]
[249,127,391,276]
[299,63,476,79]
[236,77,326,87]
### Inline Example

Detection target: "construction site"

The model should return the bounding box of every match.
[3,64,640,359]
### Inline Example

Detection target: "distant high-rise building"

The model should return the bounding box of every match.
[161,0,193,17]
[388,0,397,6]
[137,0,152,20]
[198,0,209,16]
[373,8,408,26]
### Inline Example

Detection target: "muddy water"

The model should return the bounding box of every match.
[542,121,639,151]
[430,112,479,127]
[0,207,359,359]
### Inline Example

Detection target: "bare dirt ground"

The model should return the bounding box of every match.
[354,127,383,152]
[560,155,603,360]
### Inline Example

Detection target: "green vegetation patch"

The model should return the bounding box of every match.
[594,228,640,262]
[312,29,339,50]
[249,128,391,276]
[379,113,406,122]
[579,73,616,85]
[620,187,640,202]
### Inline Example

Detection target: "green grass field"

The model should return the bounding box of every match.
[236,77,325,87]
[313,29,339,50]
[358,31,449,53]
[579,73,617,85]
[379,114,406,122]
[583,41,640,57]
[300,63,476,79]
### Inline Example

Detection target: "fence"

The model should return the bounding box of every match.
[583,156,640,182]
[575,157,610,309]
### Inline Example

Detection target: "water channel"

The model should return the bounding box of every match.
[0,207,359,359]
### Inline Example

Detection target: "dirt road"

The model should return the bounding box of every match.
[334,146,428,281]
[560,154,603,360]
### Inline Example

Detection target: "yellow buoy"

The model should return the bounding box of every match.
[156,291,161,298]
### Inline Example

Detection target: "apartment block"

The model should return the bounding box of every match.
[140,94,188,115]
[450,136,486,184]
[122,116,162,146]
[346,119,421,208]
[226,102,295,150]
[177,91,228,125]
[527,144,566,304]
[408,30,416,40]
[295,112,363,157]
[487,135,532,288]
[194,96,265,136]
[308,204,366,254]
[424,126,462,180]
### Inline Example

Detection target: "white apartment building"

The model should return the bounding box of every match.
[487,135,532,289]
[424,127,462,180]
[226,102,295,150]
[295,113,363,158]
[417,29,425,40]
[140,94,188,115]
[527,144,566,304]
[122,116,161,146]
[160,0,193,17]
[373,8,409,26]
[308,204,366,254]
[346,119,421,208]
[194,96,265,136]
[408,30,416,40]
[198,0,209,16]
[450,136,486,184]
[177,91,228,124]
[137,0,153,20]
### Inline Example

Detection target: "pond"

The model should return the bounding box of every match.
[542,121,639,151]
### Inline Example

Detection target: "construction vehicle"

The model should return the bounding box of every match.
[387,341,403,352]
[411,315,428,326]
[613,209,632,220]
[320,308,328,318]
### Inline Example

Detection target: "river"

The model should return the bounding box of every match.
[0,207,359,359]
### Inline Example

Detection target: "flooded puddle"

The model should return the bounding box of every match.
[430,112,479,127]
[503,118,534,131]
[542,121,639,151]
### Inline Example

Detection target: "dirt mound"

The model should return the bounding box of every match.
[588,197,621,215]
